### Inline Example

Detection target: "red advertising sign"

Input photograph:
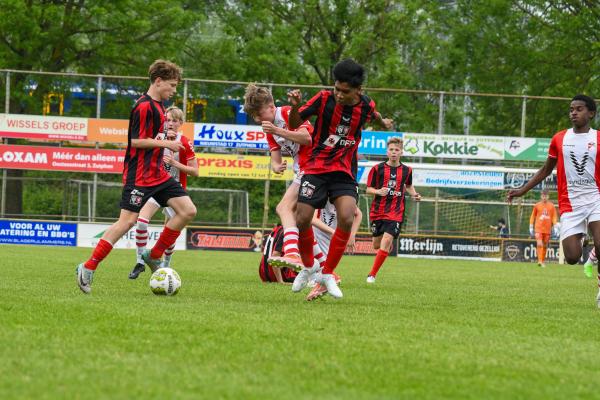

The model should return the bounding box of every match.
[0,145,124,173]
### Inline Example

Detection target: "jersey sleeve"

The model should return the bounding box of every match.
[298,91,324,121]
[529,205,537,225]
[281,106,313,135]
[548,134,559,159]
[181,136,196,161]
[365,99,377,123]
[130,102,153,140]
[406,167,413,186]
[266,134,281,152]
[367,164,378,188]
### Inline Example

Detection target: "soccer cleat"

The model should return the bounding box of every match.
[366,275,376,284]
[268,254,304,272]
[596,290,600,308]
[539,263,546,268]
[306,283,328,301]
[333,272,342,285]
[76,263,94,294]
[320,273,343,299]
[128,263,146,280]
[584,260,595,278]
[291,262,320,292]
[141,249,162,273]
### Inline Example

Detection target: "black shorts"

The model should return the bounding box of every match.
[371,219,402,239]
[120,177,188,213]
[297,171,358,209]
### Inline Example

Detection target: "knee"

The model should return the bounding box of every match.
[565,256,580,265]
[337,214,354,231]
[181,204,197,221]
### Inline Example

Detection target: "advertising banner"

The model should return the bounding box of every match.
[504,172,557,191]
[504,137,550,162]
[0,220,77,246]
[0,113,87,141]
[77,223,186,250]
[502,240,560,263]
[358,131,404,155]
[402,133,504,160]
[0,144,125,173]
[396,236,502,260]
[193,123,269,149]
[87,119,194,144]
[196,153,294,180]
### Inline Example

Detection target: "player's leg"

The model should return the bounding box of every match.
[368,231,395,282]
[129,198,160,279]
[161,213,176,268]
[584,246,597,278]
[77,209,139,293]
[535,233,545,267]
[561,234,584,265]
[269,182,303,269]
[587,220,600,307]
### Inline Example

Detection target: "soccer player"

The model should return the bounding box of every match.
[243,84,312,270]
[507,94,600,305]
[287,58,393,301]
[584,247,597,278]
[259,224,298,284]
[129,105,198,279]
[529,189,558,268]
[76,60,197,294]
[365,137,421,283]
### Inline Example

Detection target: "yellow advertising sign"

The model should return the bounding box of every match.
[196,153,294,180]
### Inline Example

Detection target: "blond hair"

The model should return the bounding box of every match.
[387,137,403,148]
[166,105,184,122]
[149,59,182,83]
[243,84,274,117]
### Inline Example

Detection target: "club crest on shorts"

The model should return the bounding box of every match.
[301,180,316,198]
[129,189,145,206]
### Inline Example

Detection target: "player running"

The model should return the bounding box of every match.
[129,105,198,279]
[507,94,600,305]
[528,189,558,268]
[76,60,197,294]
[259,224,298,284]
[365,137,421,283]
[287,58,394,301]
[243,84,312,271]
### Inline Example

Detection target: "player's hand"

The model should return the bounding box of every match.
[164,140,184,152]
[381,118,394,130]
[411,192,422,201]
[163,153,174,165]
[553,223,561,238]
[166,129,177,140]
[506,189,523,204]
[261,121,279,136]
[376,187,389,196]
[529,225,534,238]
[346,236,356,253]
[287,89,302,108]
[272,160,287,174]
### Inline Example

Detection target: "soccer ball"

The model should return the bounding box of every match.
[149,267,181,296]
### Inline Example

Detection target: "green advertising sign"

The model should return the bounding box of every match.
[504,137,550,161]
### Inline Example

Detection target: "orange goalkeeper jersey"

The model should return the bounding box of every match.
[530,201,558,234]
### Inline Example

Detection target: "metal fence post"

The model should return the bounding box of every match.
[183,79,188,119]
[92,76,102,221]
[1,72,9,217]
[433,92,445,235]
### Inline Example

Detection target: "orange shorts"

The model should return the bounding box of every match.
[535,232,550,243]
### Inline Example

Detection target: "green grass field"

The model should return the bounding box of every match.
[1,245,600,399]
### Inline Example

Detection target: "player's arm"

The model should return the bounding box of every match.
[164,155,199,177]
[371,111,394,131]
[347,207,363,249]
[366,186,389,197]
[311,210,335,237]
[506,156,557,203]
[405,185,421,201]
[262,122,311,146]
[269,149,287,174]
[288,89,322,129]
[131,138,184,152]
[529,207,537,236]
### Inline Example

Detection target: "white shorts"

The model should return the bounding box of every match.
[147,197,176,219]
[560,203,600,240]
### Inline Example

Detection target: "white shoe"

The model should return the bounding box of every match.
[292,262,320,292]
[596,290,600,309]
[319,273,343,299]
[76,263,94,294]
[366,276,376,284]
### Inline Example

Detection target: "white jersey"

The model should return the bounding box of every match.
[549,128,600,214]
[313,201,337,257]
[266,106,311,175]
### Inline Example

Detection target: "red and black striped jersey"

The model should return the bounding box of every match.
[367,162,413,222]
[298,90,377,179]
[122,94,170,187]
[258,225,296,282]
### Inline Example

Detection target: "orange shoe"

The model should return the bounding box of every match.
[268,254,304,272]
[306,283,328,301]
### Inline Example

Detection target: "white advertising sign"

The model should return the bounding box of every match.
[402,133,504,160]
[0,114,88,141]
[77,223,186,250]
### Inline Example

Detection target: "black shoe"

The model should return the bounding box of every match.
[129,263,146,279]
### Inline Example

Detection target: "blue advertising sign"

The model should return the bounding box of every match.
[357,131,403,155]
[193,123,269,149]
[0,220,77,246]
